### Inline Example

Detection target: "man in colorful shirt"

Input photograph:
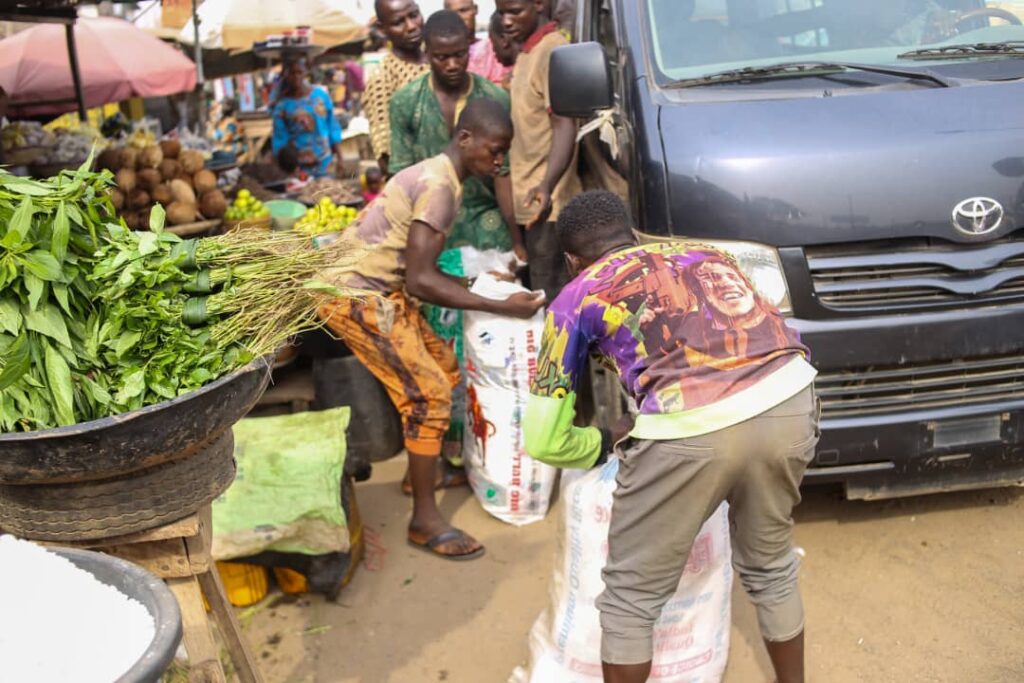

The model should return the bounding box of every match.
[390,10,526,471]
[319,100,546,561]
[497,0,583,300]
[524,191,819,683]
[364,0,429,175]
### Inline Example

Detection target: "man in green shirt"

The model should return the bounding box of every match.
[390,10,523,256]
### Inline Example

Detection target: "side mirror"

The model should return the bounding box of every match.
[549,42,613,118]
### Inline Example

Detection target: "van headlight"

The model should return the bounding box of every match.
[636,234,792,314]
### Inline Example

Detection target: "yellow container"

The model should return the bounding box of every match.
[216,562,269,607]
[272,567,309,594]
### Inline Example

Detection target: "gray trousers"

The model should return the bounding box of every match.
[597,386,819,665]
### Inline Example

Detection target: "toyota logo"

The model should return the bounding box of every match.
[951,197,1004,236]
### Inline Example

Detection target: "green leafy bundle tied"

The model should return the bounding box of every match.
[0,158,367,433]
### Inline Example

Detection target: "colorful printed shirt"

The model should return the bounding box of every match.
[271,86,343,178]
[524,243,817,468]
[327,154,462,294]
[468,38,514,87]
[363,52,430,159]
[389,73,512,252]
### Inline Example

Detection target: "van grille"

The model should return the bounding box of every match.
[807,238,1024,310]
[816,354,1024,419]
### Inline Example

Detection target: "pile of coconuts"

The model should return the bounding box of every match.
[99,140,227,230]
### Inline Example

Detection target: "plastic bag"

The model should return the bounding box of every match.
[463,273,557,526]
[511,459,732,682]
[212,407,350,560]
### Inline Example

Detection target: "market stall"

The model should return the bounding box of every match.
[179,0,368,51]
[0,15,197,118]
[0,156,366,678]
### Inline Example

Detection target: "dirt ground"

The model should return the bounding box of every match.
[242,455,1024,683]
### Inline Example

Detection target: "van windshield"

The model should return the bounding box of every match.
[646,0,1024,84]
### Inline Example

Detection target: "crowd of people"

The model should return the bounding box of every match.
[319,2,820,682]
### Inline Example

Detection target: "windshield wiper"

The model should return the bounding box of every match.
[667,61,954,88]
[898,41,1024,60]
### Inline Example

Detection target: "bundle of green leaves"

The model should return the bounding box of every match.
[0,159,358,433]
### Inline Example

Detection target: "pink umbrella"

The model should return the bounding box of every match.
[0,16,197,117]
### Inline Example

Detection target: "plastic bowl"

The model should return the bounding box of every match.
[265,199,308,231]
[53,548,182,683]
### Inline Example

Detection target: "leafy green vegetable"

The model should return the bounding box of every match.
[0,160,362,433]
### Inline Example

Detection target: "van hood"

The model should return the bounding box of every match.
[659,81,1024,247]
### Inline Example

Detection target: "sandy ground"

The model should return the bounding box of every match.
[242,455,1024,683]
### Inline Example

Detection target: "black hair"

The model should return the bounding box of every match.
[364,166,383,180]
[557,190,632,259]
[424,9,472,46]
[455,98,512,138]
[489,10,503,35]
[277,144,300,174]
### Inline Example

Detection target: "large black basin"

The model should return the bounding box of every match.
[0,356,271,485]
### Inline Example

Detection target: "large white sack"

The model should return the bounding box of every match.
[463,274,557,526]
[511,459,732,682]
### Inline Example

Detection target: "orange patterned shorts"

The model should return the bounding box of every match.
[318,292,460,457]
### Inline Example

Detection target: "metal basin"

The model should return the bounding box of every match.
[53,547,182,683]
[0,356,271,485]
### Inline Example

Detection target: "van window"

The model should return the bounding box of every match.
[645,0,1024,82]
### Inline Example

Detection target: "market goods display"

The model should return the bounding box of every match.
[238,162,287,186]
[0,160,362,433]
[40,127,105,164]
[224,188,271,222]
[295,197,359,235]
[296,177,362,206]
[2,121,55,151]
[101,142,225,229]
[0,535,156,682]
[232,174,276,202]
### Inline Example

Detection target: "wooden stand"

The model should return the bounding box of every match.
[47,505,263,683]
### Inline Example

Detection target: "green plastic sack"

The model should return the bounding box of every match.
[212,407,350,561]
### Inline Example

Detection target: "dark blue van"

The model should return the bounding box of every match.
[551,0,1024,498]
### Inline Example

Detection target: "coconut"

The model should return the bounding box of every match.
[169,179,196,205]
[137,168,162,192]
[140,144,164,169]
[119,147,139,171]
[180,150,205,175]
[110,188,125,210]
[98,147,122,172]
[159,139,181,159]
[151,183,173,206]
[158,159,180,181]
[128,189,151,210]
[199,190,227,219]
[193,169,217,194]
[167,201,197,226]
[115,168,137,193]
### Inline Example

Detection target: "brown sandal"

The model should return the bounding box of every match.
[407,529,485,561]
